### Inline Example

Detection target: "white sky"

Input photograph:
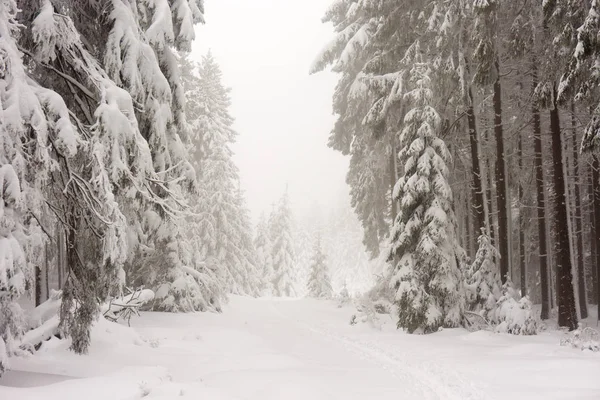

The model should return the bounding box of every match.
[191,0,349,223]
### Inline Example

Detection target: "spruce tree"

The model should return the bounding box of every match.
[388,46,464,334]
[307,236,333,299]
[269,190,297,296]
[255,213,275,295]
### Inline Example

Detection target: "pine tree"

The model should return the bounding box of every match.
[0,165,26,377]
[182,52,257,296]
[255,213,274,295]
[465,231,502,320]
[307,236,333,299]
[389,46,464,334]
[269,190,297,297]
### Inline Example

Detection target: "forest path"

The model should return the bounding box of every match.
[189,297,461,400]
[1,297,599,400]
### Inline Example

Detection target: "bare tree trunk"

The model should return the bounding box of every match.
[571,102,587,318]
[389,134,398,221]
[518,124,526,297]
[549,83,578,330]
[593,155,600,318]
[35,265,42,307]
[468,88,486,238]
[532,62,550,319]
[493,60,510,284]
[589,166,598,304]
[44,242,50,301]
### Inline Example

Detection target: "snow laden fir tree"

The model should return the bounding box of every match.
[181,52,259,298]
[269,191,296,297]
[388,48,464,334]
[307,236,332,299]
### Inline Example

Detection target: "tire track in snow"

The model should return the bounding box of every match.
[270,301,489,400]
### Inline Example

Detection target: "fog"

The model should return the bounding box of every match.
[191,0,349,222]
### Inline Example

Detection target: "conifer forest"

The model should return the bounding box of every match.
[0,1,599,399]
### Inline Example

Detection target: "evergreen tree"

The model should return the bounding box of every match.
[388,47,464,334]
[269,190,297,296]
[255,213,274,295]
[182,52,257,296]
[465,231,502,320]
[307,236,333,299]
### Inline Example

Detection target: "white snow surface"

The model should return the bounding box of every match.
[1,297,599,399]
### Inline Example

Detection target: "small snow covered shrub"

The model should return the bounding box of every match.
[493,280,538,335]
[560,324,599,352]
[353,295,383,329]
[337,284,351,308]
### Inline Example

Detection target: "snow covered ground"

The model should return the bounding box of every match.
[1,297,599,399]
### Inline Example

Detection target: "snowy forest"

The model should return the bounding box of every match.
[1,0,600,399]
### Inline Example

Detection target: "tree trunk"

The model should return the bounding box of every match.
[571,102,587,318]
[35,265,42,307]
[44,242,50,302]
[518,124,526,297]
[532,62,550,319]
[589,166,598,304]
[493,60,510,284]
[593,155,600,318]
[549,83,578,330]
[468,88,486,238]
[390,134,398,221]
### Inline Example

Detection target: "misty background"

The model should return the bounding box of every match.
[192,0,348,222]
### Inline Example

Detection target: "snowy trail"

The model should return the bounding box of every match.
[268,300,489,400]
[1,297,599,400]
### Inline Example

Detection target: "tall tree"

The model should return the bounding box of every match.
[269,190,297,296]
[307,236,333,299]
[182,52,257,296]
[388,47,464,333]
[472,0,511,284]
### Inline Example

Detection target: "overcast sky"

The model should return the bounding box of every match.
[191,0,349,223]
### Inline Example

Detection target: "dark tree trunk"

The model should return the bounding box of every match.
[549,84,578,330]
[589,166,598,304]
[389,135,398,221]
[35,265,42,307]
[532,63,550,319]
[571,102,587,318]
[518,125,526,297]
[493,60,510,284]
[593,156,600,318]
[468,88,486,237]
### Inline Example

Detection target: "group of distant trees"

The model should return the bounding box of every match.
[312,0,600,333]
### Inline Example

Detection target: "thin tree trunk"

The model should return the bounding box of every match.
[390,134,398,221]
[532,62,550,319]
[493,60,510,284]
[593,156,600,318]
[571,102,587,318]
[44,242,50,302]
[549,83,578,330]
[35,265,42,307]
[468,88,486,238]
[589,166,598,304]
[518,124,526,297]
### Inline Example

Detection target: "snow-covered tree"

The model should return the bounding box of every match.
[0,165,26,377]
[307,236,332,299]
[388,47,465,334]
[269,190,297,296]
[182,52,257,296]
[465,231,502,320]
[255,213,274,295]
